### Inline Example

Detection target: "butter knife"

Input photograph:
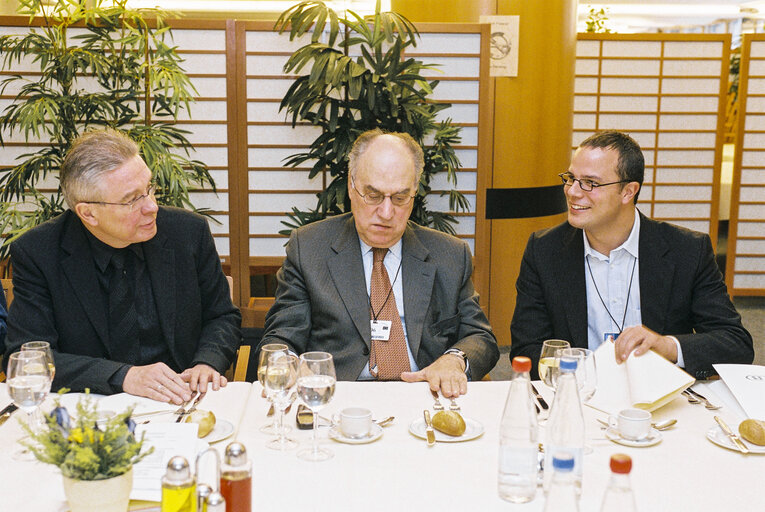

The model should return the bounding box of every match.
[531,383,549,410]
[714,416,749,454]
[0,403,19,426]
[423,410,436,446]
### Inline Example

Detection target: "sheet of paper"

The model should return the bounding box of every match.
[713,363,765,419]
[131,423,201,502]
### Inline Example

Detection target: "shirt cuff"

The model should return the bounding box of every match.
[444,348,471,380]
[668,336,685,367]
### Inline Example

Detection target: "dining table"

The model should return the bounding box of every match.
[0,379,762,511]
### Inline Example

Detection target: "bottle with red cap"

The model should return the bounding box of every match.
[600,454,637,511]
[498,356,539,503]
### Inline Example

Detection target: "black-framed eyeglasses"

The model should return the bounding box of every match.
[350,176,415,207]
[81,182,157,212]
[558,172,630,192]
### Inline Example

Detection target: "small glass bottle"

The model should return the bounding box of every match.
[600,454,637,512]
[206,491,227,512]
[220,442,252,512]
[162,456,197,512]
[543,452,580,512]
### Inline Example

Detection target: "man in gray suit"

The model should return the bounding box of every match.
[260,129,498,397]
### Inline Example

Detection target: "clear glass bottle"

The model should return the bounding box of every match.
[544,355,585,494]
[220,442,252,512]
[543,452,580,512]
[162,456,197,512]
[601,454,637,511]
[498,356,539,503]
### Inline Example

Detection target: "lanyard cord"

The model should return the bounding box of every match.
[586,255,637,333]
[368,257,403,321]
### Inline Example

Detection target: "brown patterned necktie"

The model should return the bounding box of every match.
[369,247,411,380]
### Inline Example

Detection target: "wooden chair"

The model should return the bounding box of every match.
[1,278,12,306]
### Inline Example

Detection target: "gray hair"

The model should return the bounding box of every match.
[348,129,425,185]
[60,128,140,208]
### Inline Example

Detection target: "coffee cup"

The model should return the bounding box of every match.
[337,407,373,439]
[609,408,652,441]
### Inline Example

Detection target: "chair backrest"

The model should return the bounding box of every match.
[2,278,12,305]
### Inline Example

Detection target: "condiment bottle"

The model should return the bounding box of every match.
[197,483,212,512]
[220,442,252,512]
[206,491,227,512]
[543,452,580,512]
[162,456,197,512]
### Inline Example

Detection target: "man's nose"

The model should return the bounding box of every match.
[377,197,395,219]
[565,179,584,198]
[142,195,159,214]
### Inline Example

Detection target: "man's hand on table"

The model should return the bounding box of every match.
[181,363,228,394]
[401,354,467,398]
[123,363,192,405]
[614,325,678,363]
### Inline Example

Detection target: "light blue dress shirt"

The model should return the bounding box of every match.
[357,239,419,379]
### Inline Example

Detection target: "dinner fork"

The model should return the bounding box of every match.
[448,397,460,412]
[685,388,721,410]
[430,389,444,411]
[176,392,205,423]
[682,389,701,404]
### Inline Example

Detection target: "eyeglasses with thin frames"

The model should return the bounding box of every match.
[558,172,630,192]
[81,182,157,212]
[350,176,415,207]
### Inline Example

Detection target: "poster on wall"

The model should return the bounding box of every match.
[479,15,520,77]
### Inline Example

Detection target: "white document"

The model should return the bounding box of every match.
[587,340,694,415]
[130,423,200,502]
[713,363,765,419]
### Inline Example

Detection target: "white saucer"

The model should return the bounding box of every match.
[204,419,234,444]
[409,417,484,443]
[706,425,765,454]
[328,423,383,444]
[605,427,662,447]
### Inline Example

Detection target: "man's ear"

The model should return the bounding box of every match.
[74,202,99,227]
[621,182,640,204]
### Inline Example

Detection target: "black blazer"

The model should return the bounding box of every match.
[4,207,241,394]
[0,285,6,354]
[510,213,753,380]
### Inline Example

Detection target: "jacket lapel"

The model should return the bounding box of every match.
[328,216,370,346]
[638,215,673,332]
[401,225,435,359]
[555,225,588,348]
[60,212,110,349]
[143,227,176,346]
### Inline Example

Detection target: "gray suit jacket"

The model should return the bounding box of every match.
[510,214,753,380]
[259,213,499,380]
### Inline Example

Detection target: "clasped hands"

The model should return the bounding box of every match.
[122,362,227,405]
[401,353,467,398]
[613,325,678,364]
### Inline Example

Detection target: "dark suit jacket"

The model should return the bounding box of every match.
[4,207,241,394]
[510,214,753,380]
[259,213,499,380]
[0,287,6,355]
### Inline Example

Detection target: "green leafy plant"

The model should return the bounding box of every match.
[274,0,469,234]
[22,392,152,480]
[585,7,612,33]
[0,0,215,258]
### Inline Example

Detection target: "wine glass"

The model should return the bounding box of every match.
[539,339,570,389]
[21,341,55,383]
[297,351,336,462]
[560,348,597,402]
[7,350,52,460]
[264,353,299,451]
[258,343,289,434]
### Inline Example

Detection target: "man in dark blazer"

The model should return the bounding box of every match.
[0,287,6,354]
[4,129,240,403]
[510,131,753,380]
[259,130,498,397]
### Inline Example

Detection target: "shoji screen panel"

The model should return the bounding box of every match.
[574,34,730,243]
[727,34,765,294]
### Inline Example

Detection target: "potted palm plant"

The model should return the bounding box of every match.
[0,0,215,260]
[274,0,468,234]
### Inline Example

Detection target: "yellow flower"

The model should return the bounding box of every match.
[69,428,84,444]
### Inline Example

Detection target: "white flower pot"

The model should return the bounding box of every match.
[62,468,132,512]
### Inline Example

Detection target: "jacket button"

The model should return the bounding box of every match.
[362,346,370,356]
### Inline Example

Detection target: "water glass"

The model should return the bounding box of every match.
[258,343,289,434]
[264,353,299,451]
[539,339,570,389]
[297,351,336,462]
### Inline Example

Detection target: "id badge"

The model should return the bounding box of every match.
[603,332,619,343]
[371,320,392,341]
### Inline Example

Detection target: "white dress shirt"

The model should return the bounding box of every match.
[357,239,419,379]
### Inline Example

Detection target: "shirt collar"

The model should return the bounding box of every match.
[359,237,403,261]
[84,228,144,273]
[583,210,640,260]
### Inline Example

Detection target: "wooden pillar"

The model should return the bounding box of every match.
[392,0,577,347]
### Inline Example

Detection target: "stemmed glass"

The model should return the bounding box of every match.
[258,343,289,434]
[21,341,56,383]
[7,350,52,460]
[264,353,299,451]
[297,351,336,462]
[539,339,570,390]
[560,348,597,402]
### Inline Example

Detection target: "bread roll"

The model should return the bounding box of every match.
[184,410,216,438]
[739,419,765,446]
[431,410,466,437]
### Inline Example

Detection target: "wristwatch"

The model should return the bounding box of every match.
[444,348,470,378]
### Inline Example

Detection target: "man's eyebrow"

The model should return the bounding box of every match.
[116,183,148,202]
[363,184,412,195]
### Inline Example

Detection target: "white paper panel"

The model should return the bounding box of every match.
[179,124,228,145]
[741,170,765,185]
[214,238,230,257]
[733,274,765,288]
[248,147,314,168]
[429,81,480,102]
[638,185,653,198]
[208,171,229,188]
[426,193,476,213]
[655,168,713,183]
[434,103,479,124]
[188,192,229,210]
[737,222,765,237]
[187,147,228,166]
[245,55,291,75]
[454,150,477,169]
[575,59,599,75]
[176,101,228,121]
[659,114,718,130]
[741,151,765,167]
[249,171,323,190]
[248,125,322,145]
[599,114,657,130]
[656,150,715,166]
[746,60,765,76]
[739,187,765,202]
[601,41,661,58]
[576,40,601,57]
[208,216,230,234]
[249,193,318,212]
[601,59,660,76]
[600,78,659,94]
[630,132,657,149]
[744,132,765,148]
[416,33,481,54]
[181,54,226,74]
[744,79,765,94]
[661,78,720,95]
[245,31,311,52]
[643,168,655,184]
[247,78,293,98]
[744,113,765,131]
[574,95,598,111]
[419,57,480,77]
[657,132,716,148]
[735,240,765,253]
[250,238,289,257]
[653,185,711,200]
[670,220,710,233]
[661,96,720,112]
[575,77,599,93]
[738,204,765,218]
[430,171,477,190]
[599,96,658,112]
[662,42,722,58]
[653,203,710,217]
[750,42,765,58]
[662,60,721,77]
[573,114,597,129]
[173,30,226,51]
[451,217,476,235]
[248,102,287,123]
[250,216,292,234]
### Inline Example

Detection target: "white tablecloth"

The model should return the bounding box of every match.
[0,380,762,511]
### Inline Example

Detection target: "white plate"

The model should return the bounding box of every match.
[409,417,484,443]
[605,427,662,447]
[204,419,234,444]
[328,423,383,444]
[706,425,765,454]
